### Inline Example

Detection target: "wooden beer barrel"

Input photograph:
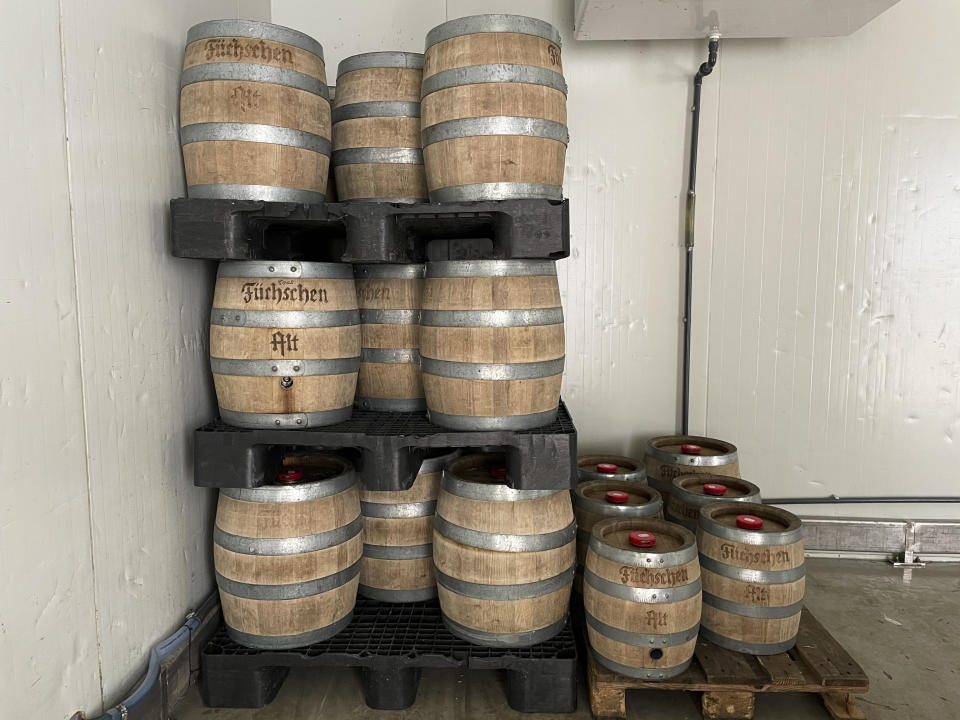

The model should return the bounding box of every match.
[420,260,564,430]
[213,456,361,648]
[577,455,646,484]
[572,481,662,593]
[210,261,360,428]
[359,449,460,602]
[333,52,427,202]
[698,503,805,655]
[180,20,331,203]
[354,264,425,411]
[584,518,701,679]
[645,436,739,505]
[421,14,568,201]
[434,453,576,646]
[667,474,761,531]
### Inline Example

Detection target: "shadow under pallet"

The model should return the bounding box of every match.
[200,597,578,713]
[194,401,577,492]
[585,608,869,720]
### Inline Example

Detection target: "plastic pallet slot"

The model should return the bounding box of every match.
[194,402,578,492]
[170,197,570,264]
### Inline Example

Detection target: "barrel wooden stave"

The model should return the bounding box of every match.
[421,17,567,201]
[697,502,806,655]
[214,458,361,648]
[354,265,424,411]
[180,81,328,135]
[420,83,566,127]
[583,518,701,679]
[421,261,564,430]
[433,453,575,646]
[336,66,422,105]
[210,261,360,428]
[181,21,330,202]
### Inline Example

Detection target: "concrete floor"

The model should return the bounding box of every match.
[174,558,960,719]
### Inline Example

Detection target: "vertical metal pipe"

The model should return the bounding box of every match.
[681,34,720,436]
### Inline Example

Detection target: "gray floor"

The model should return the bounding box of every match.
[174,558,960,719]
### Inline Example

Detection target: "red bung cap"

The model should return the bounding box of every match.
[629,531,656,548]
[596,463,618,474]
[489,467,508,480]
[737,514,764,530]
[680,444,702,454]
[277,468,303,484]
[605,490,629,504]
[703,483,727,496]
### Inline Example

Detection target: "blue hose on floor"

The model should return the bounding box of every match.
[82,590,218,720]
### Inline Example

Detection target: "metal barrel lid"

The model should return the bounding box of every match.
[186,19,325,60]
[573,481,662,517]
[425,14,562,49]
[588,517,697,568]
[577,454,645,484]
[441,452,561,502]
[670,474,761,508]
[698,502,803,546]
[646,435,739,468]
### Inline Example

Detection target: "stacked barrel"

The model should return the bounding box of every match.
[180,15,576,656]
[183,15,569,430]
[576,437,807,679]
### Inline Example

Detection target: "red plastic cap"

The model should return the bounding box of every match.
[596,463,618,474]
[680,444,702,454]
[605,490,629,504]
[489,467,508,480]
[737,514,764,530]
[629,531,656,548]
[277,468,303,484]
[703,483,727,496]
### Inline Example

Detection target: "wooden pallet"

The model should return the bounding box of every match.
[586,608,869,720]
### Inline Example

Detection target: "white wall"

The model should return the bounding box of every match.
[0,1,269,718]
[273,0,960,518]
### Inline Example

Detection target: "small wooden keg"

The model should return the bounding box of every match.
[572,481,662,593]
[354,264,425,411]
[213,456,361,648]
[667,475,761,531]
[584,518,701,679]
[434,453,576,647]
[359,449,460,602]
[698,503,805,655]
[333,52,426,202]
[210,261,360,428]
[645,436,740,505]
[180,20,331,203]
[421,14,568,201]
[420,260,564,430]
[577,455,646,484]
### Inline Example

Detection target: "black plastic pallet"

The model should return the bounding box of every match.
[200,597,578,713]
[171,197,569,263]
[194,401,577,492]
